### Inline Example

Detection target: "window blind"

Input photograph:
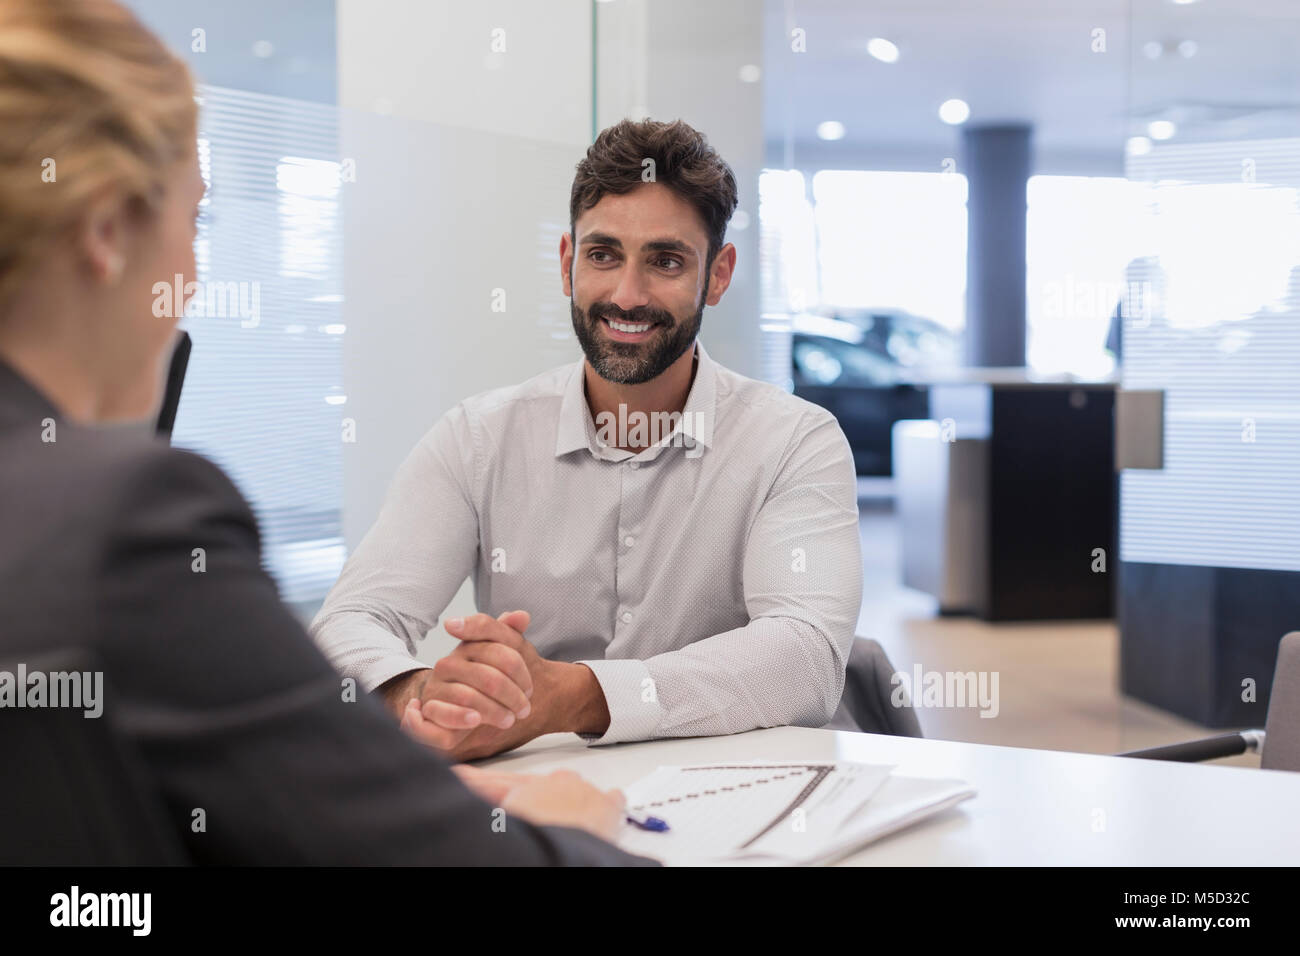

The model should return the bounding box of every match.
[1120,137,1300,572]
[174,85,346,605]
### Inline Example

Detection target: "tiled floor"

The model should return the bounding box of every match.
[856,495,1260,768]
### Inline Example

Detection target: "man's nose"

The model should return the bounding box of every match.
[609,265,651,312]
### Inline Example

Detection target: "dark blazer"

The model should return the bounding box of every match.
[0,359,652,865]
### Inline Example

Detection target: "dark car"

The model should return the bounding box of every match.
[791,309,959,476]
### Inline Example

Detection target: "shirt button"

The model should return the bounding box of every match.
[624,535,635,547]
[628,460,640,470]
[621,611,633,624]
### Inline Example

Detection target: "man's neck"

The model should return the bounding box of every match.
[583,342,698,452]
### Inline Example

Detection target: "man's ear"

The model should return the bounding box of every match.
[559,231,574,297]
[77,192,130,285]
[704,242,737,306]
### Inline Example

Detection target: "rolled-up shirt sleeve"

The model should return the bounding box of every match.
[579,410,863,744]
[310,405,479,691]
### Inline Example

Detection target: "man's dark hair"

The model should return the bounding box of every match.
[569,118,739,266]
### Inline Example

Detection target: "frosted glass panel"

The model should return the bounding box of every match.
[1120,0,1300,572]
[338,110,583,549]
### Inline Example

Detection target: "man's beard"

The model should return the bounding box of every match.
[570,292,704,386]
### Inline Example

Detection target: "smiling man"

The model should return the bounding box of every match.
[310,119,863,760]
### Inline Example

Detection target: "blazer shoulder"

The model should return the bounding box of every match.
[25,425,259,550]
[86,428,248,508]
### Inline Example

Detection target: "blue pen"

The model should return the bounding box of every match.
[626,814,670,832]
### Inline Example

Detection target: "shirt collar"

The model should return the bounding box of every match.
[554,340,718,459]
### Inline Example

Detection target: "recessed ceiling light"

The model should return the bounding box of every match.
[738,64,761,83]
[938,99,970,125]
[1126,136,1153,156]
[252,40,274,58]
[1143,40,1164,60]
[867,38,900,64]
[1177,39,1198,58]
[1148,120,1176,140]
[817,120,846,141]
[1170,0,1199,6]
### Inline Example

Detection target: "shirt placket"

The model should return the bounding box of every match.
[613,450,658,646]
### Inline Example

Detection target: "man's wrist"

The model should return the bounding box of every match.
[376,667,432,717]
[543,661,611,736]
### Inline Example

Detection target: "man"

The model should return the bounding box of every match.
[311,119,863,760]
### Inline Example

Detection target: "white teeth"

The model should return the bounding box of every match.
[608,319,652,333]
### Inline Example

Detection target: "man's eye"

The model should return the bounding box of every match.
[589,250,614,264]
[656,256,682,271]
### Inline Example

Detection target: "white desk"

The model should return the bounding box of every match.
[485,726,1300,865]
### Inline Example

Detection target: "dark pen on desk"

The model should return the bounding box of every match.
[626,814,670,832]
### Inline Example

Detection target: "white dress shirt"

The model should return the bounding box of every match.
[310,341,863,744]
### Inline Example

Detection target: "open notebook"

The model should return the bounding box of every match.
[619,761,974,866]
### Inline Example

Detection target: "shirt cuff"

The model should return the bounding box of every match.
[575,658,663,746]
[360,655,429,694]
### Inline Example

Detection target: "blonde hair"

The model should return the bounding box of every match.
[0,0,197,308]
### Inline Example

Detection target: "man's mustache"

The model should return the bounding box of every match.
[587,302,674,328]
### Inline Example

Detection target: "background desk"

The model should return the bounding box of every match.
[485,726,1300,865]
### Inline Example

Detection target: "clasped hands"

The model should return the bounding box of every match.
[380,610,610,761]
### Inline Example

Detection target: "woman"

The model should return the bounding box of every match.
[0,0,641,865]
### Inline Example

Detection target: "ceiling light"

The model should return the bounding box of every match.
[1126,136,1153,156]
[252,40,274,58]
[1143,40,1163,60]
[867,38,900,64]
[817,120,846,141]
[738,64,761,83]
[1148,120,1176,140]
[1178,39,1198,58]
[938,99,970,125]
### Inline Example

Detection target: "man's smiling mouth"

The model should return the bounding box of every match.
[600,316,662,341]
[605,318,654,333]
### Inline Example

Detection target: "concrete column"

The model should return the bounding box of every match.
[962,124,1032,367]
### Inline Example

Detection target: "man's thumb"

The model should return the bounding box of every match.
[497,609,531,633]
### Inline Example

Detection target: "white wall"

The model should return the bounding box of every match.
[337,0,593,653]
[337,0,591,540]
[338,0,590,144]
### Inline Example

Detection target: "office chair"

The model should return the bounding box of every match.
[0,648,188,864]
[824,636,924,737]
[1118,631,1299,772]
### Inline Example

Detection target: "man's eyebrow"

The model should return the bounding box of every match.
[577,233,696,256]
[644,238,694,256]
[578,232,623,249]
